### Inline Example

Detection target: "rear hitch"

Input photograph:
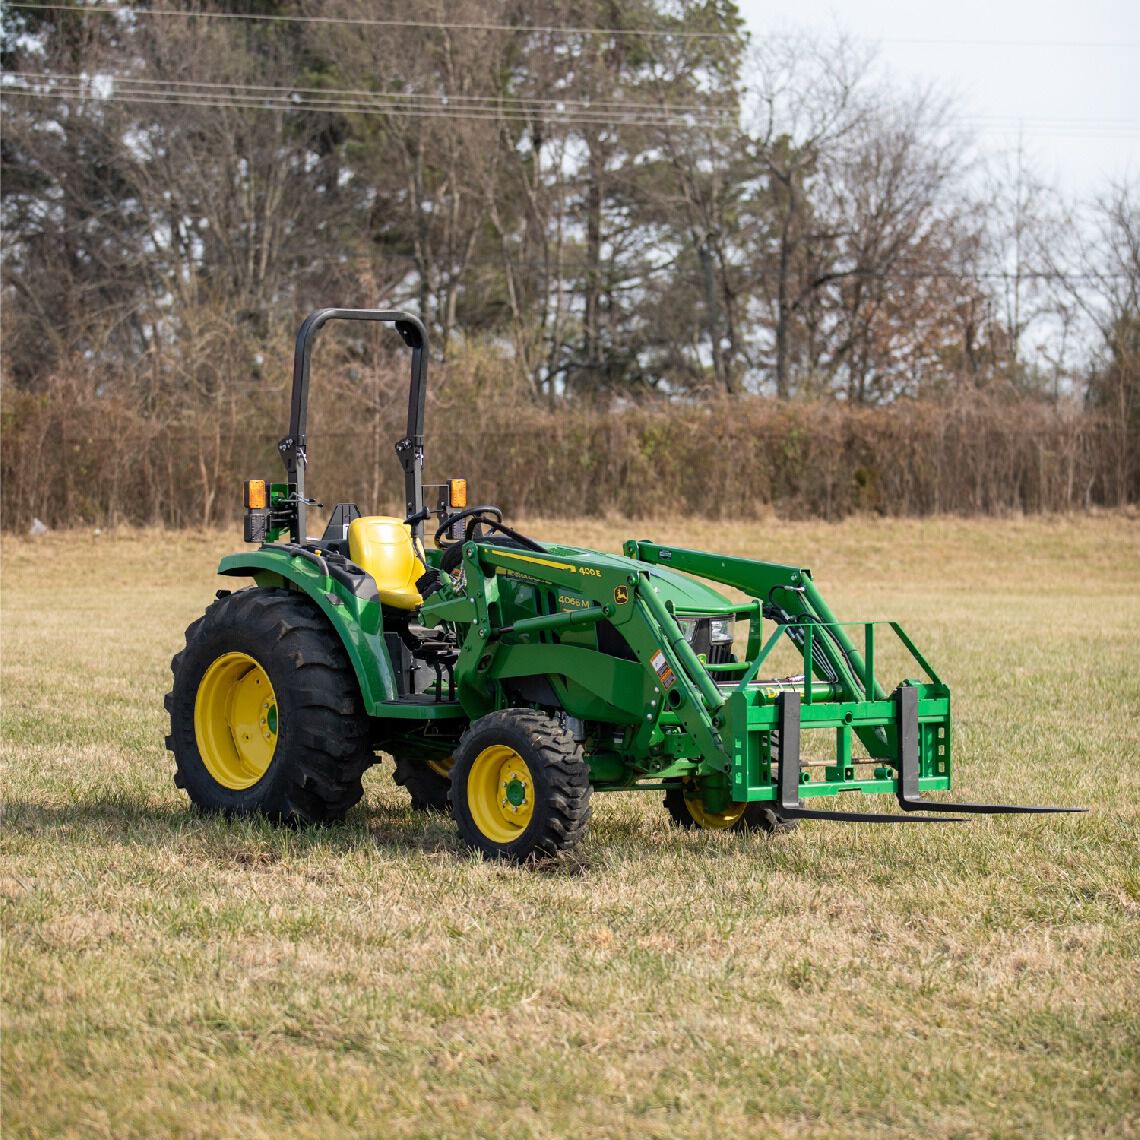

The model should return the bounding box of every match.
[893,687,1087,816]
[775,692,962,823]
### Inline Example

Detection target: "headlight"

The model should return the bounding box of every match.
[676,617,698,643]
[674,615,733,645]
[709,617,734,644]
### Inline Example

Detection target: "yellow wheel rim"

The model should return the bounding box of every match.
[466,744,535,844]
[194,652,278,790]
[684,794,749,830]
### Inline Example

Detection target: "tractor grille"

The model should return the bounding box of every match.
[679,615,735,665]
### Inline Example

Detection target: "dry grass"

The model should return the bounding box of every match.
[2,515,1138,1139]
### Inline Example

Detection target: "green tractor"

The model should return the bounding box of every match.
[166,309,1081,860]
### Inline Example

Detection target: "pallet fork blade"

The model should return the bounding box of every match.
[776,692,963,823]
[777,804,964,823]
[899,800,1085,815]
[894,688,1086,816]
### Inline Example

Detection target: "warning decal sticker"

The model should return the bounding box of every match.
[651,650,677,690]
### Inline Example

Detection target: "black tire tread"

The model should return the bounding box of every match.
[449,709,591,860]
[165,587,373,824]
[663,784,796,835]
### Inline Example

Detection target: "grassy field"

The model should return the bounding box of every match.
[2,515,1138,1139]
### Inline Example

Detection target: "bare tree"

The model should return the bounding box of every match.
[815,83,967,402]
[1050,182,1140,503]
[629,2,751,395]
[744,34,872,398]
[980,137,1062,387]
[311,1,514,356]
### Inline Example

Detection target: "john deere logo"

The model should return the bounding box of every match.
[614,585,629,605]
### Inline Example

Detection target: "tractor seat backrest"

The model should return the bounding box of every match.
[347,516,425,611]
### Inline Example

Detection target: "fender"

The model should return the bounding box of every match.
[217,549,399,711]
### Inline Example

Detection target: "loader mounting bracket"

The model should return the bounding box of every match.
[775,691,961,823]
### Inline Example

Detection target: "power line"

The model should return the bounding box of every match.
[8,4,1138,50]
[7,75,1140,139]
[4,70,736,120]
[0,75,737,129]
[2,89,1128,140]
[877,35,1140,49]
[955,113,1140,128]
[0,83,734,130]
[2,2,739,40]
[11,71,1139,129]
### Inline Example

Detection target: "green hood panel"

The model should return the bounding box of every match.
[545,544,735,612]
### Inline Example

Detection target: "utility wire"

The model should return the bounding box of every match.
[2,3,739,40]
[7,77,1139,138]
[5,73,1139,137]
[876,35,1140,50]
[1,83,735,129]
[8,4,1139,49]
[3,70,737,120]
[10,71,1139,128]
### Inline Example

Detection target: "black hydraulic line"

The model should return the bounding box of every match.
[762,602,841,686]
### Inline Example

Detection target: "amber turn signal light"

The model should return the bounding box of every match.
[449,479,467,508]
[244,479,267,509]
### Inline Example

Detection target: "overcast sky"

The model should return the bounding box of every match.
[735,0,1140,199]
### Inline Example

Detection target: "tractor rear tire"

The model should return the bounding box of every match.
[392,753,453,812]
[449,709,591,861]
[165,587,373,824]
[664,783,796,835]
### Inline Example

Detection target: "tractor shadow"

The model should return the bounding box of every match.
[359,806,594,874]
[0,797,596,875]
[1,797,196,836]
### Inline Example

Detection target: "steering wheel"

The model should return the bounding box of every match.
[432,505,548,578]
[433,505,504,548]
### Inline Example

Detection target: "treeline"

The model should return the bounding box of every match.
[1,1,1138,527]
[1,357,1124,527]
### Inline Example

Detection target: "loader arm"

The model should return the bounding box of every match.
[418,541,730,773]
[417,535,1080,821]
[416,537,949,812]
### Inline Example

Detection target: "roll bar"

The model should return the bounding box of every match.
[278,308,429,543]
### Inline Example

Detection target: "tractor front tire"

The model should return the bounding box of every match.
[449,709,591,861]
[165,587,373,824]
[664,782,796,835]
[392,753,453,812]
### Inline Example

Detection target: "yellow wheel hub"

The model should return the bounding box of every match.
[194,652,278,790]
[466,744,535,844]
[427,756,454,779]
[684,794,749,830]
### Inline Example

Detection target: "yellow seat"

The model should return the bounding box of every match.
[347,516,425,610]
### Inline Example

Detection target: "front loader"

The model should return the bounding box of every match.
[165,309,1083,861]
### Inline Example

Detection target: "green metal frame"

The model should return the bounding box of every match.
[218,549,463,719]
[219,526,954,813]
[411,538,952,807]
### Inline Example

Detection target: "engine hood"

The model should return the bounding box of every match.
[545,543,736,613]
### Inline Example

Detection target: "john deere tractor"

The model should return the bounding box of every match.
[166,309,1081,860]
